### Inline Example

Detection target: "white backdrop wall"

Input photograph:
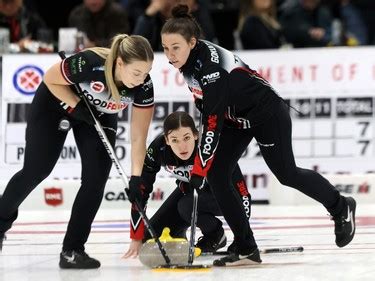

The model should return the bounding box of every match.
[1,47,375,209]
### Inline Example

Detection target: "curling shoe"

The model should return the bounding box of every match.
[59,250,101,269]
[331,196,356,247]
[213,248,262,267]
[195,227,227,253]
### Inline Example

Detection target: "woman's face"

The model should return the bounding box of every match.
[0,0,22,17]
[161,33,196,69]
[302,0,320,11]
[254,0,272,11]
[165,126,198,160]
[84,0,106,13]
[116,59,152,88]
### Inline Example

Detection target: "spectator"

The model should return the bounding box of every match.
[275,0,287,17]
[119,0,149,33]
[209,0,240,50]
[279,0,333,48]
[326,0,368,46]
[186,0,216,42]
[352,0,375,45]
[238,0,285,49]
[25,0,81,45]
[0,0,46,50]
[69,0,129,48]
[133,0,216,51]
[341,1,367,45]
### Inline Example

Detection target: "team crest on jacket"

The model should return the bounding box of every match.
[90,81,105,93]
[187,76,203,99]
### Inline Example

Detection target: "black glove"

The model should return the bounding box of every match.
[69,99,95,125]
[127,176,144,205]
[189,174,205,194]
[177,181,192,195]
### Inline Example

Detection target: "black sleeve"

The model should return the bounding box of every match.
[133,75,154,108]
[132,14,155,42]
[240,16,281,49]
[191,65,229,178]
[130,135,163,240]
[60,50,103,84]
[140,135,163,195]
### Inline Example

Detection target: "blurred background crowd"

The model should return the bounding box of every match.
[0,0,374,53]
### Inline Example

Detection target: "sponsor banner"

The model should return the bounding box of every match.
[0,171,269,211]
[5,143,82,164]
[4,121,131,164]
[44,187,64,207]
[1,54,183,103]
[269,173,375,205]
[102,178,175,209]
[2,55,59,102]
[5,169,374,210]
[2,48,375,203]
[3,48,375,102]
[151,47,375,98]
[0,178,177,210]
[5,142,131,165]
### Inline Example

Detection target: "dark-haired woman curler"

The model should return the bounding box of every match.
[158,4,356,267]
[123,111,252,258]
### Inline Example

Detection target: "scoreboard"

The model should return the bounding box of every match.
[287,97,373,158]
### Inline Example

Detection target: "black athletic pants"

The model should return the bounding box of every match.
[144,187,222,241]
[0,84,117,251]
[206,100,343,254]
[144,164,249,241]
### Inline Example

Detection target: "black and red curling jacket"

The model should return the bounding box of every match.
[180,40,281,178]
